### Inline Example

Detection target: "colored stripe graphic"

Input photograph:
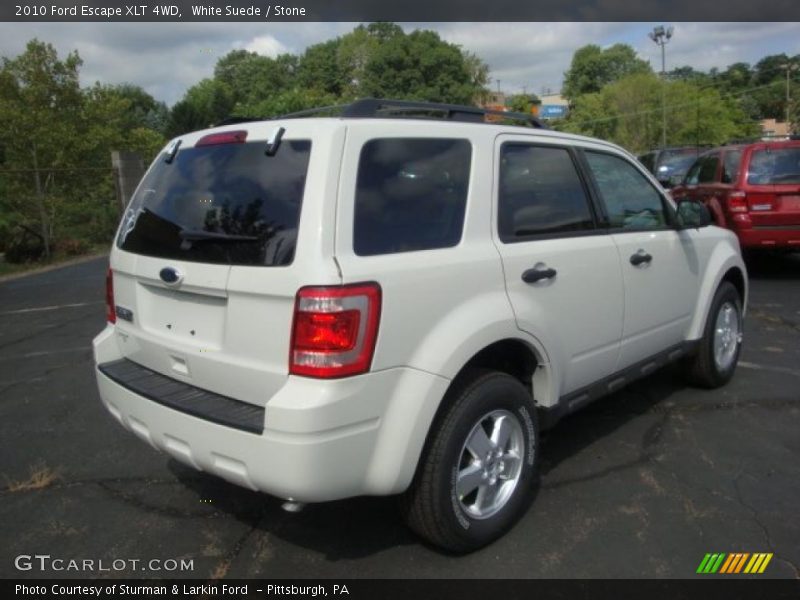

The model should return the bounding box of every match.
[712,553,727,573]
[697,554,713,574]
[699,553,774,574]
[744,554,766,573]
[720,554,736,573]
[720,553,738,574]
[758,553,773,573]
[734,553,750,573]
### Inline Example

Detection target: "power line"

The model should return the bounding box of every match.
[560,78,798,129]
[0,166,113,174]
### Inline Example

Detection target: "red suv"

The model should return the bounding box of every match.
[672,139,800,250]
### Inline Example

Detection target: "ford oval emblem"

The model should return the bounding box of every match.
[159,267,183,285]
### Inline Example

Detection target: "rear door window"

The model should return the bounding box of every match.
[353,138,471,256]
[118,139,311,266]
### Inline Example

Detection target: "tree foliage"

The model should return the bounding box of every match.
[0,40,166,256]
[560,72,759,154]
[562,44,652,101]
[166,22,490,131]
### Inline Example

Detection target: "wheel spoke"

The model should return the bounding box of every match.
[500,452,521,478]
[491,415,513,450]
[456,463,484,499]
[466,423,494,459]
[475,481,500,512]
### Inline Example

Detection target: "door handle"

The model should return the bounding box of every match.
[630,250,653,266]
[522,266,557,283]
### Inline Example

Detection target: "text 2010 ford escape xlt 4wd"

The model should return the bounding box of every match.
[93,99,747,552]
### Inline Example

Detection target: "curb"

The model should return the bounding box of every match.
[0,252,109,283]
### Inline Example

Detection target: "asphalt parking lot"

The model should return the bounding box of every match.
[1,254,798,579]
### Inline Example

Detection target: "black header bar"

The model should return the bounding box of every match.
[3,0,800,22]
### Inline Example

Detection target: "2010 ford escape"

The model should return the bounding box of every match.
[93,99,747,552]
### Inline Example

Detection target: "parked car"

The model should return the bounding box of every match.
[93,99,747,552]
[638,146,708,188]
[672,139,800,250]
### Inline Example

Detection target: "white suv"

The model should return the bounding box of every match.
[93,99,747,552]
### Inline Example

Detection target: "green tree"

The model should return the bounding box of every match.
[563,43,652,101]
[101,83,169,134]
[507,94,540,114]
[0,39,83,258]
[214,49,296,112]
[0,40,167,256]
[560,72,758,154]
[297,39,348,97]
[166,78,234,136]
[360,29,483,104]
[668,65,710,84]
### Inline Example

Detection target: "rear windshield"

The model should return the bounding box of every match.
[117,139,311,266]
[747,147,800,185]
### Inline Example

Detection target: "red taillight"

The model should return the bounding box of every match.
[196,130,247,147]
[289,283,381,378]
[727,191,749,213]
[106,268,116,324]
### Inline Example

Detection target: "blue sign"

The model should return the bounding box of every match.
[540,104,568,119]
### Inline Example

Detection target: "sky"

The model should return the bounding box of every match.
[0,22,798,106]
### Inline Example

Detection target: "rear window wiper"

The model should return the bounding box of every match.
[178,230,259,249]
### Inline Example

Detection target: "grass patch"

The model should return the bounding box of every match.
[5,462,60,492]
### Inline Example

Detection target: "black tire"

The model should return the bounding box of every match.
[401,369,539,553]
[684,281,743,388]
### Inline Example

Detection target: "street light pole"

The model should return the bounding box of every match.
[782,62,798,128]
[649,25,674,149]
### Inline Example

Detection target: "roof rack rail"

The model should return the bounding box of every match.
[218,99,549,129]
[340,98,548,128]
[276,103,350,119]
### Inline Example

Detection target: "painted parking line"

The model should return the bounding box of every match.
[739,361,800,378]
[0,346,91,362]
[0,302,103,316]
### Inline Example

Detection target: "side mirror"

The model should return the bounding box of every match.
[675,200,711,230]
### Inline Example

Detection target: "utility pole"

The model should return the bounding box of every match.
[782,62,798,128]
[649,25,674,148]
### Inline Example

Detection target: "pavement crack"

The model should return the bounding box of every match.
[0,310,98,352]
[0,361,86,396]
[542,456,648,490]
[732,466,800,579]
[96,480,221,519]
[208,508,268,580]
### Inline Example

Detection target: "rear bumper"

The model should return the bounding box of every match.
[734,226,800,248]
[93,326,449,502]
